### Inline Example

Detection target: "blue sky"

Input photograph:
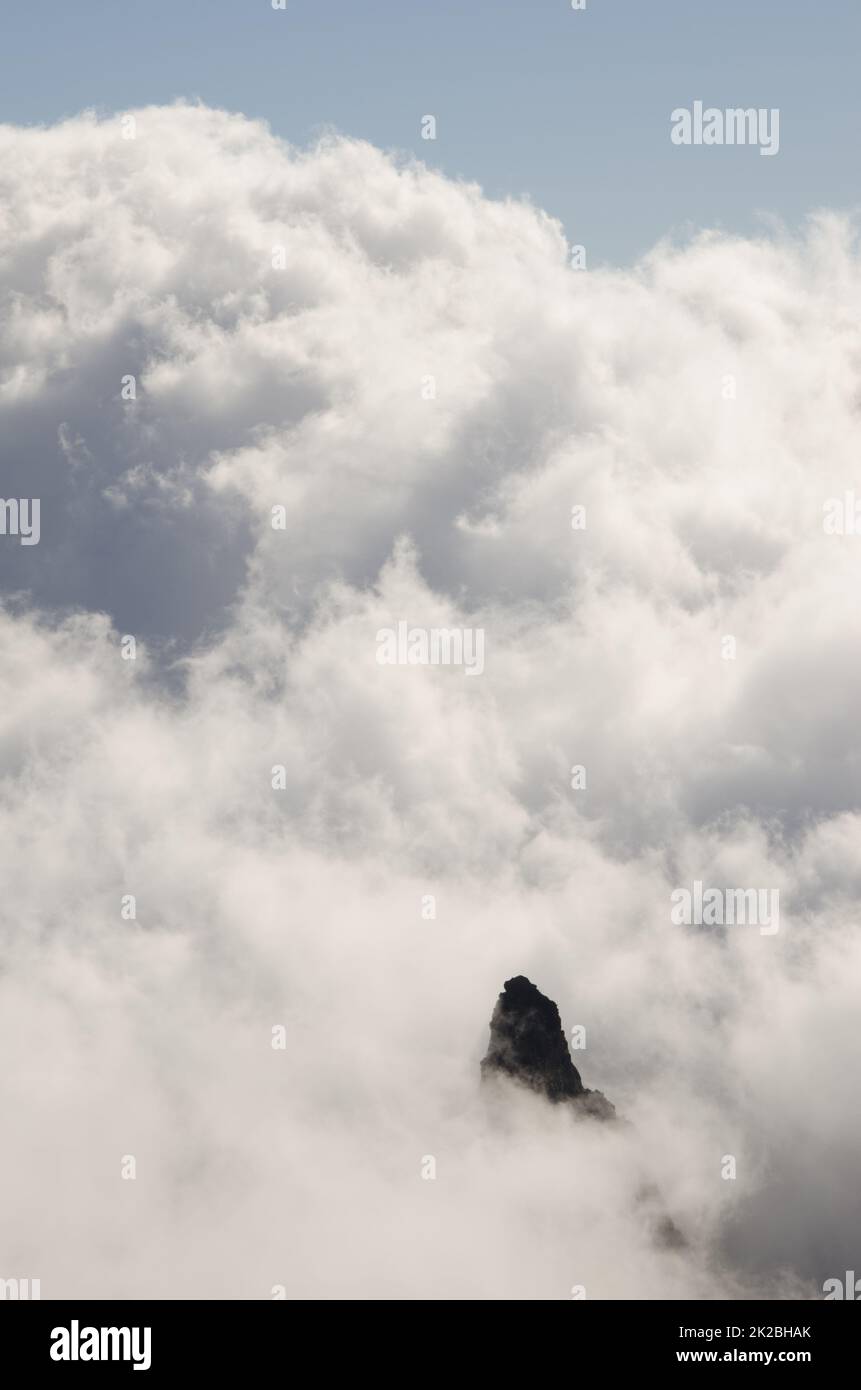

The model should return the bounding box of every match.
[2,0,859,263]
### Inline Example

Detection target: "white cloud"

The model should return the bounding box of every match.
[0,104,859,1297]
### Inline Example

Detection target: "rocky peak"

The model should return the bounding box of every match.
[480,975,615,1120]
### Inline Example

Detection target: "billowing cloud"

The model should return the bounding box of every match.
[1,103,860,1298]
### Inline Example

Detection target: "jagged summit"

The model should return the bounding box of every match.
[480,975,615,1120]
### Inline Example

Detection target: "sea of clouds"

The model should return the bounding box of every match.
[1,103,860,1298]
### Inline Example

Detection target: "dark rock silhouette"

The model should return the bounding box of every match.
[480,975,615,1120]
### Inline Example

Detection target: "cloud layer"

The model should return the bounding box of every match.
[1,103,860,1298]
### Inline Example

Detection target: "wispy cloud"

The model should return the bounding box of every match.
[0,105,859,1297]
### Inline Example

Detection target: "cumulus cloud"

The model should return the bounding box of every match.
[1,103,860,1298]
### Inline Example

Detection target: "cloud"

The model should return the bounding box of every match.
[0,103,859,1297]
